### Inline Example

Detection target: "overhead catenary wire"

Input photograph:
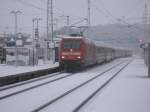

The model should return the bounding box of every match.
[125,0,144,17]
[14,0,71,32]
[38,0,72,18]
[16,0,87,28]
[70,18,88,26]
[91,3,116,24]
[15,0,68,17]
[91,0,150,35]
[94,0,144,20]
[92,0,142,23]
[11,0,149,35]
[94,0,115,18]
[15,0,45,11]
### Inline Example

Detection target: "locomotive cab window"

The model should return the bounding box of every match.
[63,41,81,49]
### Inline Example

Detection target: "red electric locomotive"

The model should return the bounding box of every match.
[59,36,96,71]
[59,35,132,72]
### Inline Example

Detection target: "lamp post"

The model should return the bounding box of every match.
[32,18,42,65]
[10,10,22,66]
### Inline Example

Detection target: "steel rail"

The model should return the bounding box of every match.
[0,71,64,91]
[0,72,74,100]
[73,60,132,112]
[32,60,127,112]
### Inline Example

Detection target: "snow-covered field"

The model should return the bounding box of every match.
[0,61,59,77]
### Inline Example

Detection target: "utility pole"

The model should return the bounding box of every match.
[32,19,35,40]
[59,15,70,34]
[143,3,148,24]
[54,18,58,31]
[10,10,22,66]
[66,16,70,26]
[33,18,42,40]
[59,15,70,26]
[87,0,91,26]
[148,43,150,78]
[66,16,70,35]
[33,18,42,46]
[53,18,59,35]
[32,18,42,65]
[47,0,54,63]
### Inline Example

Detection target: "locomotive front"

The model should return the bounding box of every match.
[59,37,84,71]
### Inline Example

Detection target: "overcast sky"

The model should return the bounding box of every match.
[0,0,147,35]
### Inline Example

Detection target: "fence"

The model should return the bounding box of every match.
[6,47,39,66]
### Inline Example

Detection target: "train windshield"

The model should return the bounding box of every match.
[63,41,81,49]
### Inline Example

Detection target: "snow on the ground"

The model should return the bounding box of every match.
[0,60,59,77]
[81,59,150,112]
[0,58,124,112]
[40,60,128,112]
[0,58,149,112]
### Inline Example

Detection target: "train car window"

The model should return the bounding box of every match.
[63,41,81,49]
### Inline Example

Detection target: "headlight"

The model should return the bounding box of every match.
[77,56,81,59]
[62,56,65,59]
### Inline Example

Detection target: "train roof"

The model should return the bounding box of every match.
[94,40,131,51]
[59,35,131,51]
[61,35,84,39]
[94,41,115,48]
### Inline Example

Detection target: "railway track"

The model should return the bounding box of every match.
[0,58,131,112]
[0,59,124,101]
[0,72,74,100]
[0,71,64,91]
[32,59,131,112]
[73,60,131,112]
